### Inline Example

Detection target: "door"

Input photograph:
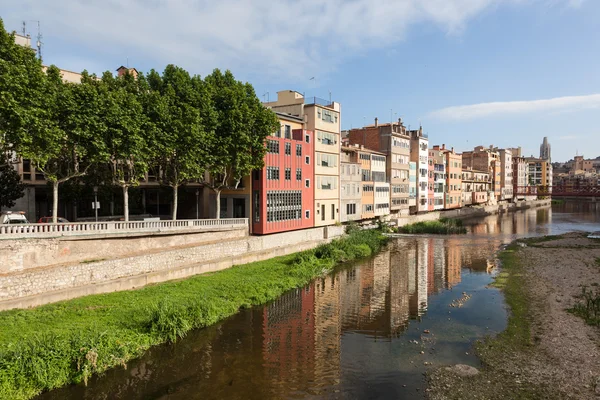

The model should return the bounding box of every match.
[233,198,245,218]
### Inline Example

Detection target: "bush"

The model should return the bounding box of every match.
[399,218,467,234]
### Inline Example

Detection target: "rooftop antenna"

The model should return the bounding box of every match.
[34,21,42,62]
[22,21,26,36]
[262,92,269,102]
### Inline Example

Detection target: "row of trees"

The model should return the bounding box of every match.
[0,20,279,222]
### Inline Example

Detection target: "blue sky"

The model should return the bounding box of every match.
[3,0,599,161]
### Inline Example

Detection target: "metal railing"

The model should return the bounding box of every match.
[0,218,249,239]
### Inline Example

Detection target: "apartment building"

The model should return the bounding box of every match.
[346,118,411,217]
[494,148,513,201]
[429,148,446,210]
[340,146,362,222]
[266,91,341,226]
[433,145,462,209]
[525,157,553,194]
[461,169,490,206]
[409,128,429,213]
[251,113,314,234]
[354,147,389,220]
[427,150,435,211]
[462,146,502,201]
[409,162,417,209]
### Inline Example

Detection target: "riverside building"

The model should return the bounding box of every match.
[266,91,341,226]
[251,113,315,234]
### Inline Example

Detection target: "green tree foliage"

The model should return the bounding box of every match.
[0,157,25,210]
[0,19,46,158]
[146,66,212,220]
[203,69,279,218]
[99,71,149,221]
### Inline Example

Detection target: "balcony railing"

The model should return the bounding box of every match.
[305,96,335,107]
[0,218,249,239]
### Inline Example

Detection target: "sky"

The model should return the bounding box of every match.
[2,0,599,162]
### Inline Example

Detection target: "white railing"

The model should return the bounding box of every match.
[0,218,249,239]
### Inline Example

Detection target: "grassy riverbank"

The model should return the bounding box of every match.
[398,218,467,234]
[0,229,387,400]
[428,233,600,399]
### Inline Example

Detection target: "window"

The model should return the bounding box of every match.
[305,179,310,188]
[317,131,337,145]
[321,109,338,123]
[331,204,335,219]
[363,204,373,212]
[253,191,260,222]
[266,190,302,222]
[305,156,310,165]
[321,204,325,221]
[284,125,291,139]
[253,170,260,181]
[363,184,374,192]
[305,134,310,143]
[372,171,385,182]
[305,210,310,219]
[296,168,302,180]
[267,140,279,154]
[285,168,291,180]
[285,142,291,155]
[266,166,279,180]
[318,176,337,190]
[296,144,302,156]
[361,169,371,181]
[317,153,338,167]
[346,203,356,215]
[274,126,281,138]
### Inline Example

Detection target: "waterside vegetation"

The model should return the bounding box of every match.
[0,229,387,400]
[398,218,467,235]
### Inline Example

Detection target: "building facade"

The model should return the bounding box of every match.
[251,113,314,234]
[266,91,341,226]
[430,148,446,210]
[410,128,429,213]
[346,118,411,217]
[461,169,490,206]
[340,146,362,223]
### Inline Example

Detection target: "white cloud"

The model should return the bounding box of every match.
[429,93,600,120]
[1,0,586,81]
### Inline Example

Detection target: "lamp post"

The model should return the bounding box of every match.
[93,186,98,222]
[195,189,200,220]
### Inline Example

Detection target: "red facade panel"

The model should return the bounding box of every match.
[252,129,314,234]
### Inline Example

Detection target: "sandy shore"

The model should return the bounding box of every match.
[429,232,600,399]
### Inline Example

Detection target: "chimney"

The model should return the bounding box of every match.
[442,144,446,150]
[398,117,402,125]
[374,117,378,127]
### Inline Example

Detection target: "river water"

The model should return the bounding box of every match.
[40,202,600,400]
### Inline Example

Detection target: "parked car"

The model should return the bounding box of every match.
[0,211,30,225]
[37,217,70,224]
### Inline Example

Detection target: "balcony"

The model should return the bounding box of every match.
[305,97,335,108]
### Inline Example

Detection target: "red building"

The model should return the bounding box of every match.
[252,113,315,234]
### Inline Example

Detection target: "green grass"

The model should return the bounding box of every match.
[399,218,467,235]
[0,229,387,400]
[551,199,565,205]
[569,286,600,326]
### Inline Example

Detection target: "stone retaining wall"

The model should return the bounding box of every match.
[0,225,345,310]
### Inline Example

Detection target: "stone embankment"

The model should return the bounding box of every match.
[393,199,550,227]
[0,225,344,310]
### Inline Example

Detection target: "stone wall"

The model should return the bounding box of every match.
[0,226,345,310]
[0,228,248,273]
[393,199,550,227]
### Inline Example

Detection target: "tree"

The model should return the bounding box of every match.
[99,71,149,221]
[146,66,212,220]
[0,157,25,210]
[202,69,279,219]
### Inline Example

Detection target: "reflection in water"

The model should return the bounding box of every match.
[39,204,600,400]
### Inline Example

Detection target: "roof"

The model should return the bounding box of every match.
[116,66,139,73]
[275,111,304,123]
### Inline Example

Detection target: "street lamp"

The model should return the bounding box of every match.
[93,186,98,222]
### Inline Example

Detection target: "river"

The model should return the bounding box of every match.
[39,202,600,400]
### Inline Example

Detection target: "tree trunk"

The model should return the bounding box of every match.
[123,185,129,222]
[52,181,59,224]
[172,185,178,221]
[215,189,221,219]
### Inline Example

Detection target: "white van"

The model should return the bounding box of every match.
[0,211,30,225]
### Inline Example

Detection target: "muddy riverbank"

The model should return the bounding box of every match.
[428,232,600,399]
